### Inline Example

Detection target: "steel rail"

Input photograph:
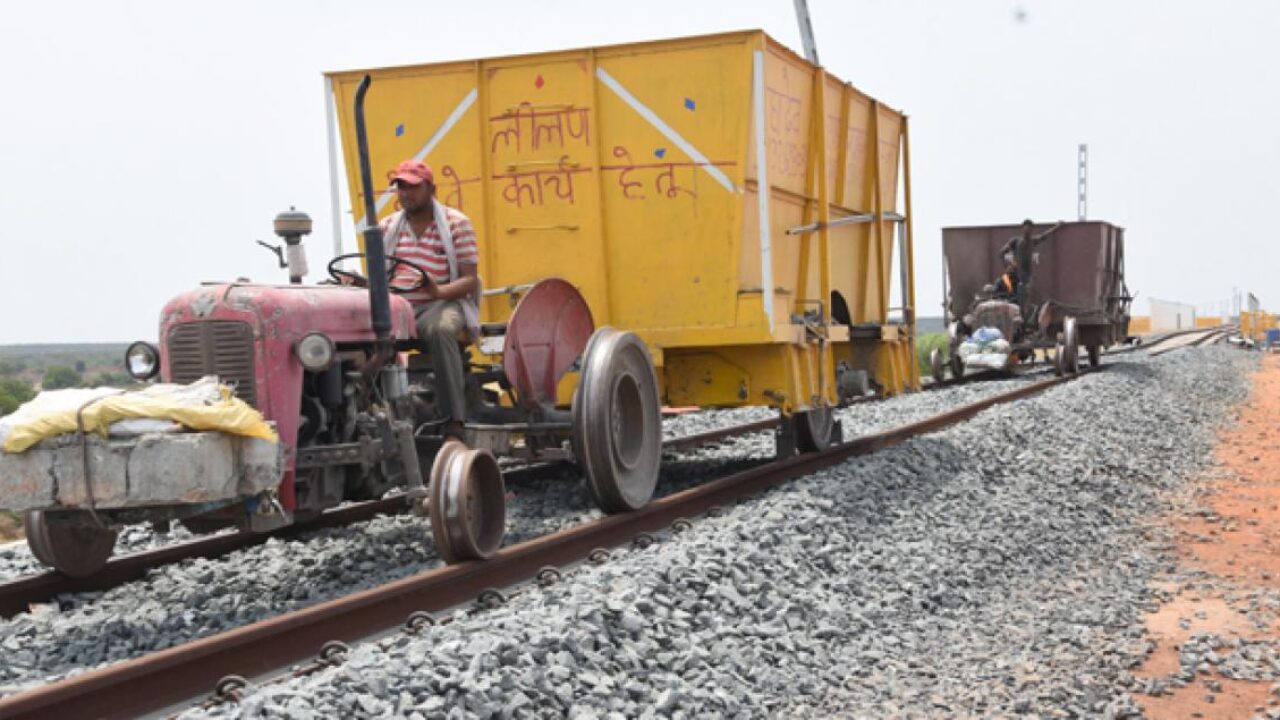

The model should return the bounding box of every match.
[0,421,782,618]
[0,497,404,619]
[1147,326,1234,357]
[1105,325,1233,357]
[663,416,779,450]
[0,369,1091,720]
[1191,329,1230,347]
[920,366,1028,390]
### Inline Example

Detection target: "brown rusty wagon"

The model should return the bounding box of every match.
[935,220,1132,379]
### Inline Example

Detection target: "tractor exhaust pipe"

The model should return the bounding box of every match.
[352,76,426,497]
[354,75,393,351]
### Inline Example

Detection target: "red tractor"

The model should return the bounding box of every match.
[24,77,662,576]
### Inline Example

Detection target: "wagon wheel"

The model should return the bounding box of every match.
[24,510,117,578]
[929,348,946,384]
[1088,344,1102,368]
[793,406,836,452]
[946,322,966,379]
[571,328,661,514]
[1062,316,1080,375]
[428,440,506,564]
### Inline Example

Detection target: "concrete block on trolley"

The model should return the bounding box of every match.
[0,432,283,513]
[48,437,131,507]
[0,446,57,510]
[123,433,281,506]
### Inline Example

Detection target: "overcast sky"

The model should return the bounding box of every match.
[1,0,1275,344]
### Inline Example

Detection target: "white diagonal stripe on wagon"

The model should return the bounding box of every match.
[594,67,737,194]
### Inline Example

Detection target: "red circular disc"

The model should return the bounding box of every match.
[502,278,595,407]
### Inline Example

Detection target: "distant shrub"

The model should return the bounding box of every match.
[916,332,950,376]
[91,371,142,389]
[0,377,35,416]
[41,365,82,390]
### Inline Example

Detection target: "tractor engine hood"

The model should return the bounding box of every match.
[160,283,417,344]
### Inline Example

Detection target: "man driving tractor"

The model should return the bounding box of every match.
[379,159,482,441]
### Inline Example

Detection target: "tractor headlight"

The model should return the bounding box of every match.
[295,332,335,372]
[125,341,161,380]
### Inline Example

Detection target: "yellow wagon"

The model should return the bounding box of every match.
[326,29,918,453]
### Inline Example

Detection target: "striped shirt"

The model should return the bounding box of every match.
[379,204,479,306]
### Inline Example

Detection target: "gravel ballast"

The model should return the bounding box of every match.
[149,346,1257,719]
[0,369,1045,698]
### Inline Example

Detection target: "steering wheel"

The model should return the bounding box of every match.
[327,253,432,294]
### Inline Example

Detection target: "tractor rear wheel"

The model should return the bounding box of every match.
[572,328,662,514]
[428,440,506,564]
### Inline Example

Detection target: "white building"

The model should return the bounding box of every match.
[1149,298,1196,331]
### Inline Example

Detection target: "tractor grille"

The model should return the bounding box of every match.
[167,321,258,407]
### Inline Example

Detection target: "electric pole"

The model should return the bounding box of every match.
[794,0,820,64]
[1077,143,1088,221]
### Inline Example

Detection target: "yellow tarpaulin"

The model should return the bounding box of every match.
[0,377,276,454]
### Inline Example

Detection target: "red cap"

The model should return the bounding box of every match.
[390,159,434,186]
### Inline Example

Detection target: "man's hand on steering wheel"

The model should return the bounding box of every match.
[327,253,433,294]
[333,274,367,288]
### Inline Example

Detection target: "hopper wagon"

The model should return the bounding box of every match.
[327,28,920,443]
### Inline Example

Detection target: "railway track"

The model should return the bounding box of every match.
[919,325,1236,388]
[1,331,1211,618]
[1105,325,1234,357]
[0,418,780,618]
[0,357,1094,618]
[1146,326,1232,357]
[0,366,997,615]
[0,367,1098,720]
